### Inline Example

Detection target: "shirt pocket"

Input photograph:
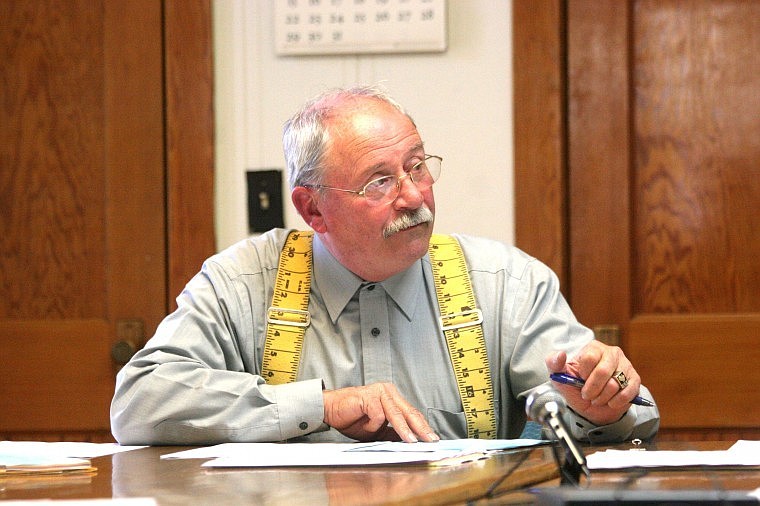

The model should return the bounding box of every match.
[426,400,500,439]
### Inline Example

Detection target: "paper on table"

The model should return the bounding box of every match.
[728,439,760,456]
[161,443,323,460]
[202,447,460,468]
[586,440,760,470]
[162,438,544,460]
[160,439,545,468]
[0,441,147,459]
[346,438,544,453]
[0,454,93,475]
[1,441,148,476]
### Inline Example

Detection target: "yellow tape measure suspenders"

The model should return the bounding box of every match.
[428,234,496,439]
[261,230,313,384]
[261,230,496,438]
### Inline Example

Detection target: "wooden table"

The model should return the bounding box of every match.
[2,441,758,505]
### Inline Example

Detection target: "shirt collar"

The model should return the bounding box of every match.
[313,234,424,324]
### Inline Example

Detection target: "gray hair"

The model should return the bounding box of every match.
[283,85,415,189]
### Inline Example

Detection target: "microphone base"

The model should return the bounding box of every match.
[558,452,589,487]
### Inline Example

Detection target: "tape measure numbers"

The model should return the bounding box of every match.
[261,230,313,384]
[429,234,496,439]
[261,230,496,438]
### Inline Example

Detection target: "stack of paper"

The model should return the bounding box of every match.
[587,440,760,470]
[0,441,146,477]
[0,454,94,476]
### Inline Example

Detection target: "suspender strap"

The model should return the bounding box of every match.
[428,234,496,439]
[261,230,313,384]
[261,231,496,438]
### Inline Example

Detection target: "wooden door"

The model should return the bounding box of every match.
[0,0,214,441]
[515,0,760,439]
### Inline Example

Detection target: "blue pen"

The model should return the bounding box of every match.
[550,372,656,407]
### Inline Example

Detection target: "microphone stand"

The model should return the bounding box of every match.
[546,407,589,486]
[527,385,590,487]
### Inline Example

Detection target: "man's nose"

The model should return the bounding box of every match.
[393,174,425,208]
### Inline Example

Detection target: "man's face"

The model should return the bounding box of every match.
[301,100,436,281]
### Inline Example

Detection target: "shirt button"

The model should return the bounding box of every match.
[371,327,381,337]
[367,284,376,291]
[299,422,308,431]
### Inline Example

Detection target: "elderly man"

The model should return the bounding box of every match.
[111,85,659,445]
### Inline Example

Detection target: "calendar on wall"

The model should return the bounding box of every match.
[274,0,447,56]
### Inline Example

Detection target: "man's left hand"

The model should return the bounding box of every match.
[545,341,641,425]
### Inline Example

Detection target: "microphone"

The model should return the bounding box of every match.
[526,384,589,484]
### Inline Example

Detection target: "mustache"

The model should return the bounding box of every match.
[383,206,434,239]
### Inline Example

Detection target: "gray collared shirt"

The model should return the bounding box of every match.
[111,228,659,445]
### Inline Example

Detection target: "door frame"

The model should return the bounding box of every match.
[164,0,215,304]
[513,0,569,291]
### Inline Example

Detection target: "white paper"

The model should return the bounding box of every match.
[346,438,544,453]
[203,442,447,467]
[161,442,338,460]
[159,438,544,468]
[728,439,760,456]
[587,439,760,470]
[0,441,147,459]
[162,438,543,461]
[203,449,456,468]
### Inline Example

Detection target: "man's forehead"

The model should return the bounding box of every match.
[341,108,397,136]
[328,97,403,126]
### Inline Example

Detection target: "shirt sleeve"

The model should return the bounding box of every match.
[110,235,326,445]
[564,385,660,443]
[505,248,660,443]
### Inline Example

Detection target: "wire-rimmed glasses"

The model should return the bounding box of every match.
[306,155,442,207]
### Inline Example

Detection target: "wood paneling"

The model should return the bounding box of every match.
[0,0,166,437]
[627,1,760,431]
[104,0,167,337]
[0,0,214,441]
[165,0,216,303]
[513,0,568,287]
[629,314,760,428]
[514,0,760,438]
[0,320,112,430]
[633,0,760,314]
[567,1,633,331]
[657,427,760,442]
[1,1,107,319]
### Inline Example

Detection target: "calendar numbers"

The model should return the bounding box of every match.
[275,0,447,55]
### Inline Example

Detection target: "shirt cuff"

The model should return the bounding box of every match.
[274,378,325,440]
[562,385,660,443]
[564,407,637,443]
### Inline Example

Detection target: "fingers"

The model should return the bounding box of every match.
[323,383,439,443]
[375,385,436,442]
[555,340,643,421]
[545,350,567,372]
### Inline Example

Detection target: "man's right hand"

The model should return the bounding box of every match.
[322,383,439,443]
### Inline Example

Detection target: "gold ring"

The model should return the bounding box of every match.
[613,370,629,390]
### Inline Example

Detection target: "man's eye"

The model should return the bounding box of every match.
[365,176,395,193]
[408,157,428,172]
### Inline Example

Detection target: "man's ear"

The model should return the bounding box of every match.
[292,186,327,233]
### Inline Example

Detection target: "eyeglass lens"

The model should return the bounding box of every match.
[364,156,441,205]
